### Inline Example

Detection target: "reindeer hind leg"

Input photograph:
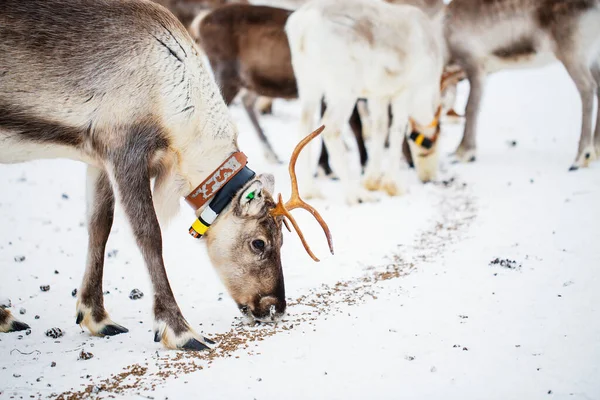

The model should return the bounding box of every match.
[0,307,30,333]
[76,166,128,336]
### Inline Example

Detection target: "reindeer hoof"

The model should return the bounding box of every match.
[11,320,31,332]
[182,338,211,351]
[100,324,129,336]
[154,321,215,351]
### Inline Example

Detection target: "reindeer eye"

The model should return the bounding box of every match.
[251,239,265,252]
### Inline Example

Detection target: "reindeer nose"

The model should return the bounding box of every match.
[252,296,286,322]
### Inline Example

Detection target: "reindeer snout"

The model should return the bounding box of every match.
[241,296,286,322]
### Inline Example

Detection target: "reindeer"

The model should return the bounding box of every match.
[444,0,600,169]
[193,3,368,173]
[286,0,446,204]
[0,0,332,350]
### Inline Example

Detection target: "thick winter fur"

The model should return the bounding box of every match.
[286,0,445,204]
[1,0,287,349]
[195,4,367,170]
[445,0,600,168]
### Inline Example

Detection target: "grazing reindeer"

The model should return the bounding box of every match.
[445,0,600,169]
[286,0,445,204]
[0,0,332,350]
[194,3,368,171]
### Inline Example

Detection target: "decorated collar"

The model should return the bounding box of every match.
[186,152,255,238]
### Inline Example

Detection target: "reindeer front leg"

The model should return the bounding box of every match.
[455,63,484,163]
[108,139,213,351]
[76,166,128,336]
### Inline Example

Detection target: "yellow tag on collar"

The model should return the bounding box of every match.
[189,218,210,239]
[414,134,425,146]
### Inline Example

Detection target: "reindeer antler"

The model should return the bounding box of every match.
[270,125,334,262]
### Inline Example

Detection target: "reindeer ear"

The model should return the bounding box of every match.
[237,179,267,217]
[257,173,275,193]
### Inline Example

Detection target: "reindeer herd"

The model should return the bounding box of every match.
[1,0,599,351]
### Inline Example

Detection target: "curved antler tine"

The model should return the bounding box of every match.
[287,125,325,197]
[276,195,320,262]
[282,218,292,232]
[296,199,334,256]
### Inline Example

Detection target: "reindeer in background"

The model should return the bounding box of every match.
[445,0,600,169]
[0,0,332,350]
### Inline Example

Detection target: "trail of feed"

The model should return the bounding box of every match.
[55,179,476,399]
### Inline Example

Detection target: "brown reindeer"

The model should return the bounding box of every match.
[445,0,600,169]
[0,0,332,350]
[194,3,368,173]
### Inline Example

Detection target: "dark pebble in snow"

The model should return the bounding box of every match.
[72,289,78,297]
[36,377,42,382]
[14,256,26,263]
[45,328,64,339]
[509,140,517,147]
[61,193,69,200]
[129,289,144,300]
[35,315,40,320]
[548,390,552,395]
[19,308,26,315]
[26,329,31,336]
[107,249,118,258]
[51,362,56,367]
[54,270,59,274]
[40,285,50,292]
[103,291,110,295]
[78,350,94,360]
[13,373,21,378]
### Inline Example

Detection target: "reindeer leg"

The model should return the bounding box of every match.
[363,98,390,192]
[555,50,597,169]
[590,61,600,158]
[320,96,375,205]
[455,63,484,163]
[0,307,30,333]
[381,95,408,196]
[108,132,212,351]
[241,90,282,164]
[76,166,128,336]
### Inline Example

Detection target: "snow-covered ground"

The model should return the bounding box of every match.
[1,63,599,400]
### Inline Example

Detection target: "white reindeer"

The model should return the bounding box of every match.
[286,0,446,204]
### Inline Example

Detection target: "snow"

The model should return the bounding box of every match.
[1,63,599,399]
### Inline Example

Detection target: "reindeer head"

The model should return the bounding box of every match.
[408,106,442,183]
[202,126,333,323]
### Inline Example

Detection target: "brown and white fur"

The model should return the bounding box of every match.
[0,0,289,350]
[286,0,445,204]
[445,0,600,169]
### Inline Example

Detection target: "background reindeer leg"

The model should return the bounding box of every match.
[76,166,128,336]
[558,52,597,170]
[589,61,600,157]
[108,126,211,351]
[456,62,484,163]
[318,101,367,177]
[241,90,282,164]
[0,307,29,333]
